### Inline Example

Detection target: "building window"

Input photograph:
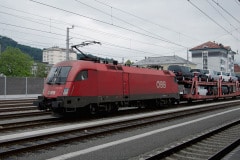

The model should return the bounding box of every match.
[203,59,207,65]
[221,59,225,65]
[202,51,208,57]
[202,51,208,69]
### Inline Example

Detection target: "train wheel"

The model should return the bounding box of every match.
[155,99,163,108]
[105,103,113,113]
[188,99,192,103]
[89,104,98,115]
[176,100,180,105]
[171,98,176,105]
[110,103,119,113]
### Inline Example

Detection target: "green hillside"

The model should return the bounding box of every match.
[0,35,42,62]
[0,35,117,63]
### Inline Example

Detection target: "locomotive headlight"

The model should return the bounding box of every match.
[63,88,69,96]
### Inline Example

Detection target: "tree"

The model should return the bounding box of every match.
[35,62,48,77]
[0,47,34,77]
[125,59,133,65]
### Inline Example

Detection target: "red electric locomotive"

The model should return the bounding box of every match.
[35,60,179,114]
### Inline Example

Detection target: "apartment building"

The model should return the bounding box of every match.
[42,46,77,65]
[189,41,236,73]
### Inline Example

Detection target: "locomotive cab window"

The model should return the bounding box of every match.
[76,70,88,81]
[47,66,71,84]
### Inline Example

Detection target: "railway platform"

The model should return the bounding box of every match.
[0,94,40,100]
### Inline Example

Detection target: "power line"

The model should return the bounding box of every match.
[74,0,183,48]
[0,29,65,48]
[29,0,187,48]
[0,11,64,32]
[187,0,240,41]
[0,22,65,37]
[212,0,240,25]
[94,0,201,43]
[206,0,239,33]
[0,27,64,41]
[0,7,189,60]
[0,4,68,26]
[75,25,174,50]
[0,21,171,58]
[0,3,177,51]
[236,0,240,6]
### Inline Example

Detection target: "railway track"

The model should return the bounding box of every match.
[0,99,35,106]
[0,99,51,120]
[0,99,37,113]
[0,99,212,132]
[1,100,240,158]
[136,119,240,160]
[0,117,62,134]
[0,106,38,112]
[0,110,51,120]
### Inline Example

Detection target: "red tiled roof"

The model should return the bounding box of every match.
[190,41,230,51]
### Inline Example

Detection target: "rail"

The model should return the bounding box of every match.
[1,100,240,158]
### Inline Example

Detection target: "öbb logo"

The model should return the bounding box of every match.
[156,81,166,88]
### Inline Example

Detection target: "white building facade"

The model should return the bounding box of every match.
[133,55,196,70]
[42,47,77,65]
[190,41,236,73]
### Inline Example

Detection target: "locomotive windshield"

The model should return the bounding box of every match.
[47,66,72,84]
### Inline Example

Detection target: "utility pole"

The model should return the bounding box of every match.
[0,43,1,55]
[0,36,2,55]
[66,25,74,60]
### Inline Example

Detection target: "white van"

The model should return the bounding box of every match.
[227,72,238,82]
[217,71,230,82]
[204,69,219,81]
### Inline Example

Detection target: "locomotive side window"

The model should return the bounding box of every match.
[75,70,88,81]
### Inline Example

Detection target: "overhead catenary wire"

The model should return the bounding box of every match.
[0,21,173,59]
[74,0,185,48]
[0,6,177,56]
[187,0,240,42]
[236,0,240,6]
[29,0,188,48]
[206,0,240,34]
[0,11,65,32]
[0,27,63,41]
[0,4,69,26]
[0,0,218,57]
[94,0,201,43]
[1,1,238,61]
[0,22,65,37]
[0,4,176,52]
[212,0,240,25]
[0,1,186,56]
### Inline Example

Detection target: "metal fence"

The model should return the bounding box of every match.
[0,77,44,95]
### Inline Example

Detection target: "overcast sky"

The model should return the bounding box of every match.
[0,0,240,63]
